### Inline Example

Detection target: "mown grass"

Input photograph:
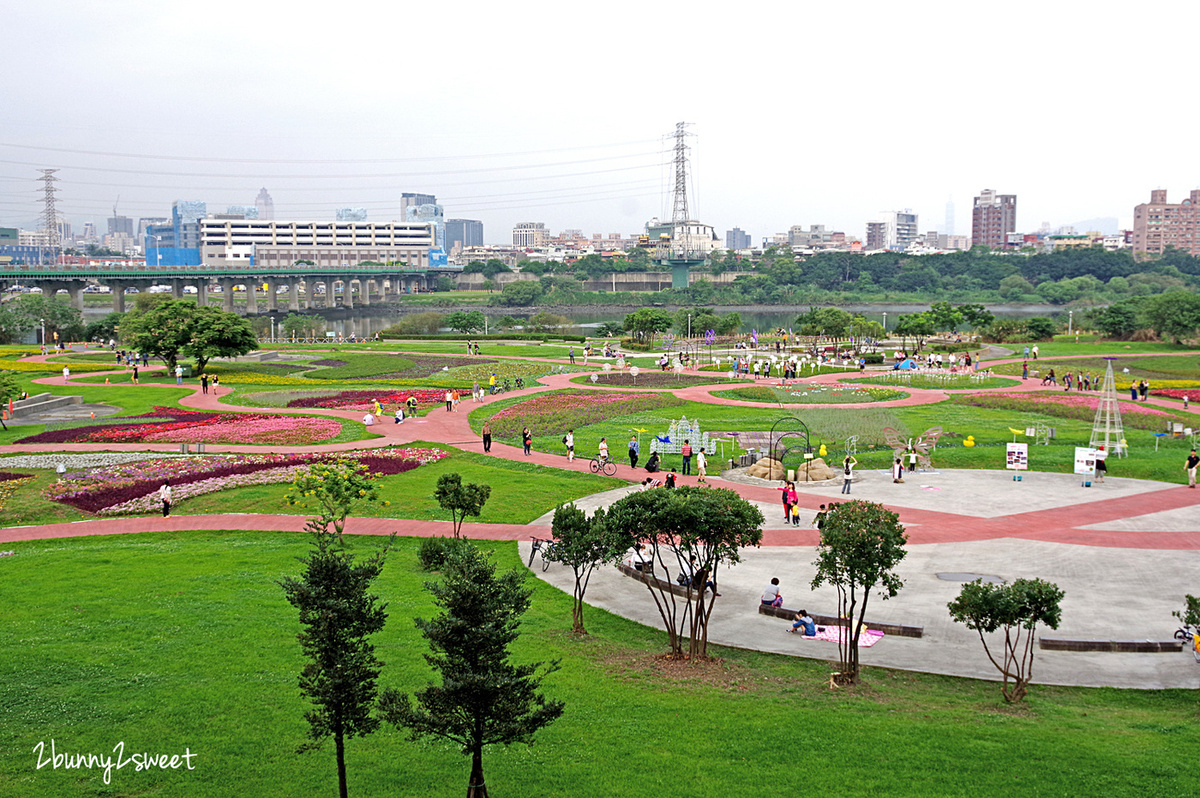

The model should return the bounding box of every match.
[0,531,1195,797]
[981,339,1196,361]
[990,354,1200,383]
[1,443,621,527]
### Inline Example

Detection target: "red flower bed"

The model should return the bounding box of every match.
[286,389,446,409]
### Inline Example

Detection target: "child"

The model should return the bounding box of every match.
[789,610,817,636]
[790,503,801,526]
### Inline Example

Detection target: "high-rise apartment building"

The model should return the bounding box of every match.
[446,219,484,252]
[726,227,751,250]
[255,187,275,220]
[865,221,889,250]
[866,211,918,251]
[513,222,548,248]
[1132,189,1200,257]
[972,189,1017,249]
[107,215,134,237]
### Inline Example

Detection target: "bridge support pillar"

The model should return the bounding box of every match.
[197,281,210,307]
[303,280,312,310]
[287,280,300,312]
[245,280,259,314]
[110,283,127,313]
[358,278,370,307]
[66,283,85,312]
[219,278,235,313]
[342,278,354,309]
[265,279,278,312]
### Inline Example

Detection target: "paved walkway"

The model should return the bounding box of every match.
[6,345,1200,688]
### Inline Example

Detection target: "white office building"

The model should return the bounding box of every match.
[200,219,434,268]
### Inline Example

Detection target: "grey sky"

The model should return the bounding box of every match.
[2,0,1198,244]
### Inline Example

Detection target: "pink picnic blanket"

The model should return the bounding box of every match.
[805,626,885,648]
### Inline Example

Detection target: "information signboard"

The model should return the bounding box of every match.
[1006,442,1028,471]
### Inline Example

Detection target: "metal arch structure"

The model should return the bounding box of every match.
[769,416,815,482]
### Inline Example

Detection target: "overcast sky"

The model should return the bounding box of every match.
[2,0,1198,245]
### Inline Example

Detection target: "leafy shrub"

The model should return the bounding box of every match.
[418,536,474,571]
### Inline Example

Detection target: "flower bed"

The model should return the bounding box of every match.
[487,390,684,438]
[286,389,446,410]
[44,447,448,515]
[712,384,907,404]
[16,407,342,446]
[0,472,33,513]
[949,392,1176,430]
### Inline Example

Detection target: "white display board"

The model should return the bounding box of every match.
[1006,442,1028,471]
[1073,446,1099,476]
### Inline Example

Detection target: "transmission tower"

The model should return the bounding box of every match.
[37,169,61,265]
[1089,358,1127,457]
[671,121,691,226]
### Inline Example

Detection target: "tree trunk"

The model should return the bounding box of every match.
[335,730,348,798]
[467,746,488,798]
[571,596,586,634]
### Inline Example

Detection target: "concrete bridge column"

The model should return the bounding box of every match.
[245,280,259,314]
[266,279,279,312]
[303,280,313,310]
[197,281,210,307]
[288,279,301,312]
[110,282,127,313]
[170,279,184,300]
[218,278,236,313]
[357,277,370,307]
[66,283,85,312]
[341,278,354,309]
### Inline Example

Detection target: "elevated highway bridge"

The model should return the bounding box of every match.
[0,263,463,314]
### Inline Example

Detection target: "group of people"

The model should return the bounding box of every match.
[761,578,822,637]
[1130,380,1152,401]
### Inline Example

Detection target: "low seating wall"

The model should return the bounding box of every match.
[757,603,924,638]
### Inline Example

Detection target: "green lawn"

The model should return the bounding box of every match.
[990,354,1200,384]
[0,531,1194,797]
[178,444,621,524]
[981,338,1196,361]
[843,374,1020,390]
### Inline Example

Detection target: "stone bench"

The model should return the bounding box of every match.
[615,561,696,598]
[757,603,924,638]
[1038,638,1182,653]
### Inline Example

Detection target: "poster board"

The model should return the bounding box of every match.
[1006,443,1028,471]
[1073,447,1098,476]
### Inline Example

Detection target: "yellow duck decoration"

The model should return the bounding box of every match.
[818,444,828,457]
[963,435,976,448]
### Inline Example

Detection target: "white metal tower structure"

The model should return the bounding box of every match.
[1089,358,1127,457]
[671,121,691,227]
[38,169,61,265]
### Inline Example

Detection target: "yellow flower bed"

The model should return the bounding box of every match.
[0,359,113,373]
[215,372,319,386]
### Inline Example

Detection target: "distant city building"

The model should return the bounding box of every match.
[225,206,259,219]
[80,222,98,243]
[1132,189,1200,257]
[865,221,888,250]
[255,187,275,220]
[726,227,751,250]
[446,218,484,252]
[107,215,134,237]
[513,222,549,248]
[199,219,434,268]
[400,192,436,220]
[972,189,1017,249]
[406,204,444,251]
[788,224,845,250]
[336,207,368,222]
[138,217,168,241]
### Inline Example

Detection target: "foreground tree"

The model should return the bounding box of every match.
[947,578,1064,703]
[603,486,764,659]
[622,308,673,341]
[286,458,386,543]
[811,500,908,685]
[445,310,486,334]
[543,503,626,633]
[279,530,393,798]
[433,473,491,538]
[184,305,259,373]
[380,546,564,798]
[122,299,255,372]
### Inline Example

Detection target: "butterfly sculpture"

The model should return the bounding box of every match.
[882,426,944,470]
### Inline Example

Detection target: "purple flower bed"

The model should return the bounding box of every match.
[0,471,33,483]
[309,359,347,367]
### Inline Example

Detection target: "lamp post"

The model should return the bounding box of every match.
[40,317,45,348]
[688,313,692,339]
[882,312,887,333]
[270,315,276,343]
[1068,310,1073,335]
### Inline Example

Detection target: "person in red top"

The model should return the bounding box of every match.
[680,440,693,475]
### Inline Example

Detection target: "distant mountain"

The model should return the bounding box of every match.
[1065,217,1119,235]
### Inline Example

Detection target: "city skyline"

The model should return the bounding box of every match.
[3,0,1198,245]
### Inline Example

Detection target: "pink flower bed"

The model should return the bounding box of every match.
[18,407,343,446]
[952,391,1176,430]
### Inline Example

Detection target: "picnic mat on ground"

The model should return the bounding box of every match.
[806,626,886,647]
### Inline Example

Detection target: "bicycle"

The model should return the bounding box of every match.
[589,455,617,476]
[1174,624,1200,663]
[528,536,555,571]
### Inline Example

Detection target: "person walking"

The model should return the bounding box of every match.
[200,374,208,395]
[628,435,640,468]
[522,426,533,456]
[564,430,575,462]
[841,455,857,494]
[1021,362,1028,380]
[696,448,708,484]
[174,364,183,385]
[1186,449,1199,488]
[813,504,827,530]
[777,481,794,521]
[131,365,139,385]
[481,422,492,453]
[568,346,575,364]
[158,480,173,517]
[445,390,453,412]
[680,439,693,476]
[62,366,70,383]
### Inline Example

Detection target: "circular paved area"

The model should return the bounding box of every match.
[5,345,1200,688]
